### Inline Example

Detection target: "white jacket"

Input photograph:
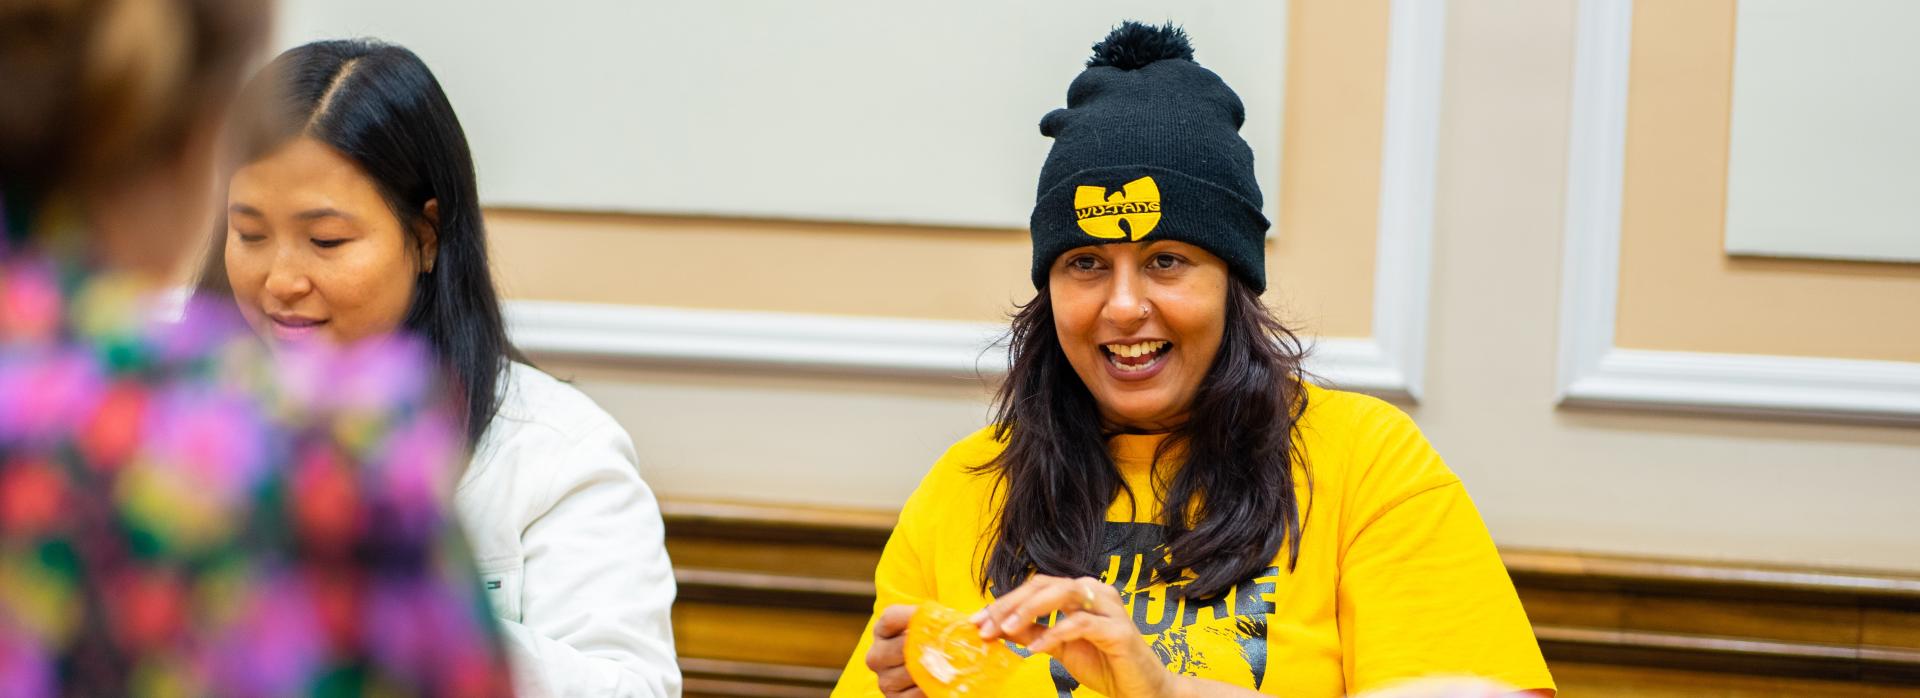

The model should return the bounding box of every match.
[456,361,681,697]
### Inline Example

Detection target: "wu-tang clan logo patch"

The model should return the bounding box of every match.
[1074,176,1162,241]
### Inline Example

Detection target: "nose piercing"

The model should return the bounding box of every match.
[1138,304,1151,319]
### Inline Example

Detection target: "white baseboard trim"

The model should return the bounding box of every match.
[506,301,1007,380]
[506,300,1416,400]
[1562,348,1920,423]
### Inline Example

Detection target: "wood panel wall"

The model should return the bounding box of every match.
[660,500,1920,697]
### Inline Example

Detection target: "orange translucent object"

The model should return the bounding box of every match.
[903,601,1022,697]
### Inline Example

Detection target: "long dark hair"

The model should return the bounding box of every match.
[979,279,1312,601]
[195,39,522,448]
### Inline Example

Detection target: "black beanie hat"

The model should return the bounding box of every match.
[1029,22,1270,291]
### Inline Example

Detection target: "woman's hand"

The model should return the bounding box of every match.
[865,604,925,698]
[972,575,1177,698]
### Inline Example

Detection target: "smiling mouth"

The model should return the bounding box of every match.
[1101,340,1171,374]
[271,315,323,328]
[266,314,327,339]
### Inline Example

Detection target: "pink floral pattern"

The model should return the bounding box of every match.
[0,220,513,695]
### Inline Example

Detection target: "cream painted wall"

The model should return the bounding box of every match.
[1612,0,1920,362]
[1272,0,1388,336]
[487,2,1390,339]
[536,360,993,507]
[497,0,1920,574]
[273,1,1288,229]
[489,212,1035,324]
[1724,0,1920,264]
[1410,0,1919,572]
[488,0,1385,339]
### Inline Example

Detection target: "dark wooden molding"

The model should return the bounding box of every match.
[681,657,842,686]
[663,497,1920,692]
[1536,625,1920,684]
[665,497,1920,604]
[1504,549,1920,608]
[676,568,875,613]
[663,499,896,547]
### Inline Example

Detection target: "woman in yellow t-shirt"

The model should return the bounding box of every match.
[831,22,1555,698]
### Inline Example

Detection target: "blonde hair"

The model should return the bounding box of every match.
[0,0,268,197]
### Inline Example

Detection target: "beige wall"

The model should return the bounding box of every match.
[1270,0,1387,336]
[1420,0,1919,572]
[1613,0,1920,362]
[491,0,1920,574]
[490,1,1385,339]
[533,360,996,507]
[490,212,1033,324]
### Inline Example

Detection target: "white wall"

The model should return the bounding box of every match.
[271,0,1287,228]
[1724,0,1920,263]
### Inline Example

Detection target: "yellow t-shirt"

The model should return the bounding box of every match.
[830,384,1553,697]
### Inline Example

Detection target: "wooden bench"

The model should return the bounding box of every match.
[661,499,1920,697]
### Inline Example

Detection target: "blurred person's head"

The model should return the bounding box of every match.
[982,22,1311,602]
[0,0,269,280]
[196,39,520,447]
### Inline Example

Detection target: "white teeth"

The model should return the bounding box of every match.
[1104,340,1168,358]
[1107,351,1167,373]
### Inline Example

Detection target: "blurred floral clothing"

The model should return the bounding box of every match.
[0,203,513,696]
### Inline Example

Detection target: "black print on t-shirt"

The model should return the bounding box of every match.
[1006,521,1280,696]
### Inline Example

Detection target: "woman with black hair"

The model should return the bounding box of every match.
[197,39,680,697]
[833,23,1553,698]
